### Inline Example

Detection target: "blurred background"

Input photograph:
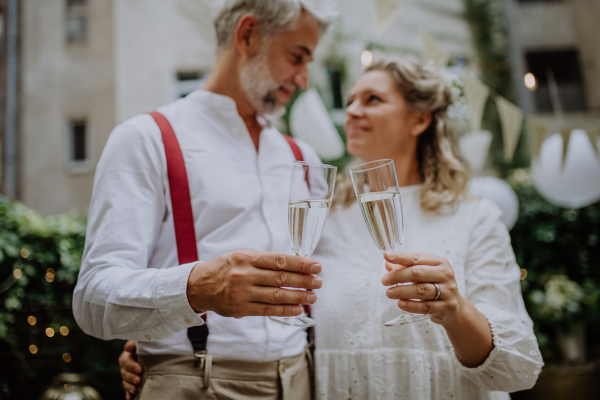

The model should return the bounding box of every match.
[0,0,598,399]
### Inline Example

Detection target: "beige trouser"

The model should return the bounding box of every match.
[136,347,313,400]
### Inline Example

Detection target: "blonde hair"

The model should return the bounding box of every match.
[335,57,470,213]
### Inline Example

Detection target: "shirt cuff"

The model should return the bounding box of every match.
[155,262,205,335]
[450,303,503,373]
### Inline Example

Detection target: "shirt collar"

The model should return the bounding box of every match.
[186,90,238,113]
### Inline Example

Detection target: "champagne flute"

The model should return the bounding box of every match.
[270,161,337,328]
[350,159,430,326]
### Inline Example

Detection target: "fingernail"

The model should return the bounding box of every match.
[384,251,395,260]
[382,274,389,285]
[307,293,317,303]
[386,288,393,298]
[293,306,303,315]
[398,300,407,309]
[312,277,322,288]
[311,263,322,273]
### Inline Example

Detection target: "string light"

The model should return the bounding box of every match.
[361,49,373,66]
[524,73,536,90]
[28,316,37,326]
[21,248,30,258]
[62,353,72,363]
[13,269,22,279]
[29,345,38,354]
[60,326,69,336]
[46,268,55,283]
[46,327,55,337]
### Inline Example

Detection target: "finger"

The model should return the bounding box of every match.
[252,287,318,305]
[386,282,441,301]
[122,380,138,396]
[126,392,130,400]
[397,299,446,315]
[123,340,136,352]
[383,264,449,285]
[121,367,142,386]
[246,303,304,317]
[122,354,143,375]
[384,251,445,267]
[254,269,323,290]
[253,251,321,274]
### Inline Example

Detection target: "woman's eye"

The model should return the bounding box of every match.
[368,95,381,103]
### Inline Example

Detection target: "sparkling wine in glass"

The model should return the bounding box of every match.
[270,161,337,328]
[350,159,430,326]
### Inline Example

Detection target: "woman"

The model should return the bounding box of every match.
[119,58,543,399]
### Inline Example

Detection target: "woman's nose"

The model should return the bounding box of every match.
[346,100,362,118]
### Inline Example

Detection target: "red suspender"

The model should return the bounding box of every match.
[149,112,199,265]
[283,134,304,162]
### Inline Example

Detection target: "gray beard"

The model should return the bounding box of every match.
[239,50,286,118]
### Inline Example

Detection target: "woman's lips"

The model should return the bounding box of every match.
[345,125,370,137]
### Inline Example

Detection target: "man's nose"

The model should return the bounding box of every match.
[294,68,309,90]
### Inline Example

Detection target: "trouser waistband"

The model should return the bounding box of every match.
[139,348,311,389]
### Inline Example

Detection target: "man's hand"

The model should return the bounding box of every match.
[186,250,322,318]
[119,340,142,400]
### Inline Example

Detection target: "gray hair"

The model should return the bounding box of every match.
[212,0,337,49]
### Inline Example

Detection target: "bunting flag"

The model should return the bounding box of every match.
[584,125,600,161]
[496,96,524,162]
[419,28,450,70]
[372,0,402,34]
[560,128,572,168]
[463,74,490,132]
[529,117,549,160]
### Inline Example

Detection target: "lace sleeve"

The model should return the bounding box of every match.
[454,199,544,392]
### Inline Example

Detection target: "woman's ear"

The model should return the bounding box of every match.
[410,111,433,137]
[233,14,262,57]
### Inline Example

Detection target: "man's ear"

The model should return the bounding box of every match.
[233,14,262,57]
[410,111,433,137]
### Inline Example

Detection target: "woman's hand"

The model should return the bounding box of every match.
[119,340,142,400]
[382,251,464,326]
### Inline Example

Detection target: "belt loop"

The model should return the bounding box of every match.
[203,355,213,389]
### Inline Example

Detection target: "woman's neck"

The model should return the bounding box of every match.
[392,152,422,187]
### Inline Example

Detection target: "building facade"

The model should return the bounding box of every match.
[505,0,600,126]
[6,0,475,215]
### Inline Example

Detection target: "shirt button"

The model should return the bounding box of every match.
[185,319,193,325]
[279,365,287,374]
[144,335,151,340]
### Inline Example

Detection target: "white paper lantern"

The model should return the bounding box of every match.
[290,88,345,160]
[531,129,600,208]
[458,130,493,172]
[469,176,520,230]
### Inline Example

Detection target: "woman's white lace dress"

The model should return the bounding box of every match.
[311,185,544,400]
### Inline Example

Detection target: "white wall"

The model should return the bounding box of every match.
[113,0,216,123]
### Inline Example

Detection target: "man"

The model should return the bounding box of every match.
[73,1,337,398]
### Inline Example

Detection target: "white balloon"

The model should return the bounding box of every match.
[290,89,345,160]
[531,130,600,208]
[469,176,520,230]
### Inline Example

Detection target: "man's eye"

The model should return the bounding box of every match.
[293,55,303,64]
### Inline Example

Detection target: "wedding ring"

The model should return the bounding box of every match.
[431,283,441,301]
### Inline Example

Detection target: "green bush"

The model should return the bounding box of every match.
[0,195,125,399]
[508,170,600,363]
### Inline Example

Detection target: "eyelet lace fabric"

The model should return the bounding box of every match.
[311,185,543,400]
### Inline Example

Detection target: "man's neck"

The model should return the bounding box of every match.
[203,52,262,150]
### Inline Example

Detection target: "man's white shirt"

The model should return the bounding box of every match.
[73,90,320,361]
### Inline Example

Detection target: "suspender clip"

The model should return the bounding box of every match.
[194,350,207,370]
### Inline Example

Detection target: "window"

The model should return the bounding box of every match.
[525,49,587,112]
[66,119,92,174]
[66,0,87,42]
[174,71,206,99]
[327,65,344,109]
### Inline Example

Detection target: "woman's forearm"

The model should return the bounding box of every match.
[443,296,494,368]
